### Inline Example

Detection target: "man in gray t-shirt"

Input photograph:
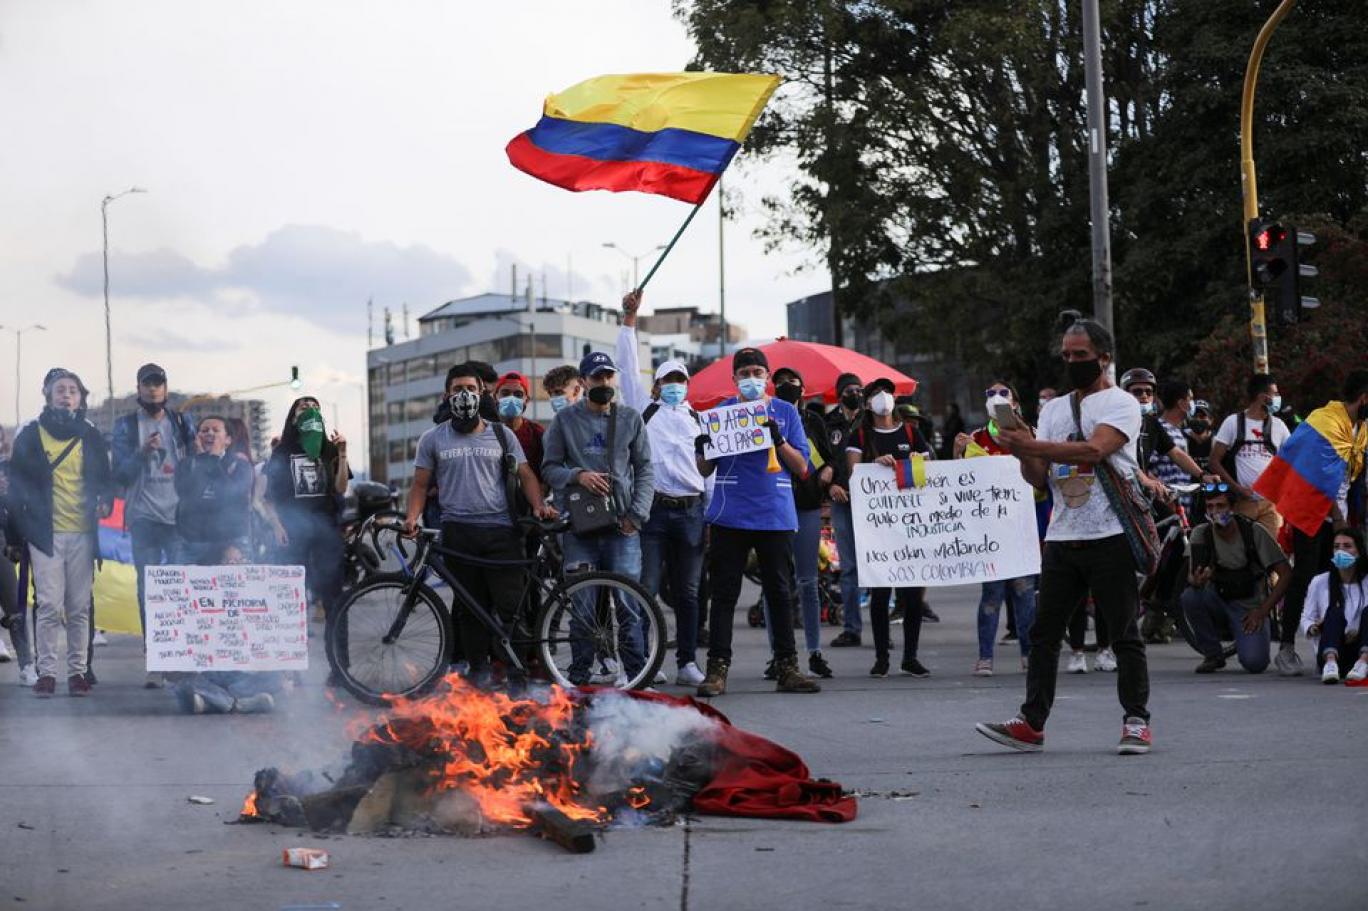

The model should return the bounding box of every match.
[403,363,554,679]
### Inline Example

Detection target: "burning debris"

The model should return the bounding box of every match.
[239,677,723,851]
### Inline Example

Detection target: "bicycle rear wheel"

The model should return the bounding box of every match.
[535,571,665,690]
[326,573,451,706]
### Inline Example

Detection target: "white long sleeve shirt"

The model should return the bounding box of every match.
[616,325,705,498]
[1300,571,1368,636]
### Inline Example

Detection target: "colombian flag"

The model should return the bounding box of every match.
[1253,402,1368,535]
[506,72,780,204]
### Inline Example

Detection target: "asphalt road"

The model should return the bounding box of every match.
[2,581,1366,911]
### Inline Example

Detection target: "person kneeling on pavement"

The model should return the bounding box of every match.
[1180,484,1291,674]
[1299,528,1368,684]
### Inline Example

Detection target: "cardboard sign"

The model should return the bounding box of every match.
[850,457,1041,587]
[699,401,772,460]
[144,564,310,672]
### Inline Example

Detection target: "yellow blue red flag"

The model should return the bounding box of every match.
[506,72,780,205]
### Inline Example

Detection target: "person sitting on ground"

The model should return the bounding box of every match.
[846,377,934,679]
[1300,528,1368,684]
[1180,484,1291,674]
[174,416,255,565]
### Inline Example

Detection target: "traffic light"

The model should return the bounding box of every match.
[1248,218,1318,325]
[289,366,302,390]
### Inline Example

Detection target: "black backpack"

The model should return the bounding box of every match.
[1220,412,1278,479]
[642,401,700,425]
[1201,515,1268,602]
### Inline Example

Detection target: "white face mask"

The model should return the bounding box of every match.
[869,391,895,416]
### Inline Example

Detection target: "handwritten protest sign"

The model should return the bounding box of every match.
[144,564,310,672]
[850,457,1040,587]
[699,400,772,460]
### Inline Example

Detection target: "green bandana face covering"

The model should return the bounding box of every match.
[296,407,325,460]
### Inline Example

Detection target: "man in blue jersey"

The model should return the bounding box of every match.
[696,347,821,697]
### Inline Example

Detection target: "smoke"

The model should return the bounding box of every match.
[582,692,717,799]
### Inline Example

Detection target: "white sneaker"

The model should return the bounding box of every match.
[973,658,993,677]
[1321,658,1340,684]
[1346,658,1368,682]
[1275,643,1305,677]
[0,637,12,662]
[1066,651,1088,674]
[675,662,706,686]
[17,664,37,687]
[1095,648,1118,672]
[653,669,669,685]
[190,693,207,714]
[92,629,109,646]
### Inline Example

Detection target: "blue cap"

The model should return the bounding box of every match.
[579,351,618,377]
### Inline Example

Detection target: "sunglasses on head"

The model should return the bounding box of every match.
[1202,482,1230,494]
[985,387,1011,399]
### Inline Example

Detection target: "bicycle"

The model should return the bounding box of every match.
[324,516,667,705]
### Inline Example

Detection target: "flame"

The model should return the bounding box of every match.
[353,675,609,827]
[626,786,650,810]
[240,789,260,818]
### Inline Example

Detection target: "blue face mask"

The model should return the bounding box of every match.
[659,383,688,406]
[1269,395,1283,412]
[1332,550,1357,571]
[737,377,766,401]
[1210,511,1233,528]
[1140,401,1155,415]
[497,396,524,418]
[549,394,568,414]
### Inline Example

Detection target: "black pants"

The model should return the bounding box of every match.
[1068,599,1110,650]
[441,522,526,671]
[1022,536,1149,729]
[870,587,923,661]
[1282,522,1335,644]
[707,524,797,662]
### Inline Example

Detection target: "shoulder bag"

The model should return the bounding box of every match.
[1070,392,1160,575]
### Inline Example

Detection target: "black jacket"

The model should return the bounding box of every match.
[175,452,253,543]
[824,406,862,490]
[9,417,113,556]
[793,409,836,511]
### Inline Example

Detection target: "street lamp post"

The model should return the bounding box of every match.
[102,186,147,427]
[2,324,47,425]
[602,242,666,292]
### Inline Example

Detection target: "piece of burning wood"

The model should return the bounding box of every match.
[300,785,372,833]
[529,806,597,854]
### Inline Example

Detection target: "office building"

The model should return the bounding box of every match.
[87,392,271,461]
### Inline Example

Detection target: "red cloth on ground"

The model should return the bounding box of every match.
[581,687,858,823]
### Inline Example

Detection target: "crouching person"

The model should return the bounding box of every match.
[171,416,279,714]
[1180,485,1291,674]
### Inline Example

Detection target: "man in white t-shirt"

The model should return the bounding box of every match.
[1210,374,1290,538]
[974,317,1152,756]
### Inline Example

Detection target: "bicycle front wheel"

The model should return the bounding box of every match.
[535,571,666,690]
[326,573,451,706]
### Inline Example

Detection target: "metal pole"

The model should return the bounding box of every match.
[101,198,113,429]
[718,178,727,359]
[1081,0,1115,344]
[1240,0,1297,374]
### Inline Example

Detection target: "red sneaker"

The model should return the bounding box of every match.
[1118,717,1152,755]
[975,715,1044,752]
[33,676,56,697]
[67,674,91,697]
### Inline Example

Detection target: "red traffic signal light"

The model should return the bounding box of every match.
[1248,218,1315,326]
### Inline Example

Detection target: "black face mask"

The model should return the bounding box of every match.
[587,385,615,405]
[774,384,803,404]
[39,405,84,440]
[840,391,861,410]
[1066,358,1103,391]
[1189,419,1210,435]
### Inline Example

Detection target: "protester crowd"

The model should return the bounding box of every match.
[2,300,1366,756]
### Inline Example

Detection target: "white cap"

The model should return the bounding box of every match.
[654,360,690,382]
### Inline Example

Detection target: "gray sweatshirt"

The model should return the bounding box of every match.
[542,399,654,528]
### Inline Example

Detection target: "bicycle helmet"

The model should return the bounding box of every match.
[1120,367,1156,391]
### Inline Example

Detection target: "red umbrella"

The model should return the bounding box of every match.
[686,338,917,410]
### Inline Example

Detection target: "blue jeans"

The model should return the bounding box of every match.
[563,529,646,683]
[1180,585,1270,673]
[640,498,704,668]
[829,501,862,635]
[762,508,822,653]
[978,576,1036,660]
[173,671,282,713]
[130,519,182,635]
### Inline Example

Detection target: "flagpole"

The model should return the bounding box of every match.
[635,180,720,291]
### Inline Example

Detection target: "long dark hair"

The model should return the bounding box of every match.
[1328,528,1368,617]
[273,396,338,463]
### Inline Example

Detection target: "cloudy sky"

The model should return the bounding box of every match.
[0,0,819,465]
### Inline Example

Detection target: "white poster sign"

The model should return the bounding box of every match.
[850,457,1041,587]
[144,564,310,672]
[699,400,773,460]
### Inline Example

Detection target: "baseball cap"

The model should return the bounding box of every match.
[863,377,896,399]
[835,372,862,395]
[772,366,803,385]
[654,360,689,382]
[731,347,769,373]
[496,371,530,396]
[578,351,618,377]
[137,362,168,385]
